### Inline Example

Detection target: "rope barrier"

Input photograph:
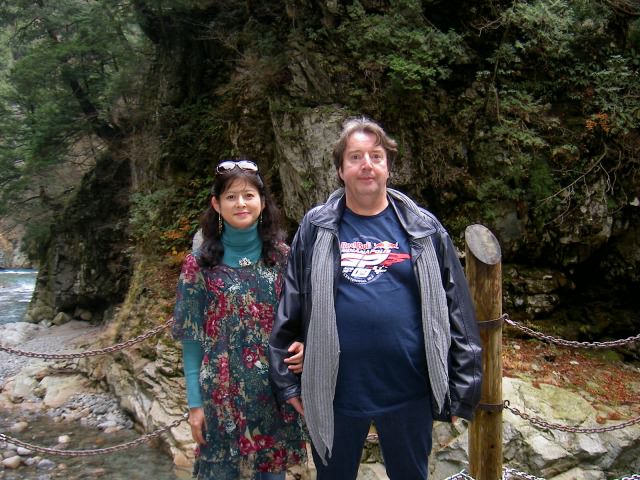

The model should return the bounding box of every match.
[0,318,175,359]
[0,413,188,456]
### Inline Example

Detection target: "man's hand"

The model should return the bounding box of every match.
[189,407,207,445]
[284,341,304,374]
[287,396,304,416]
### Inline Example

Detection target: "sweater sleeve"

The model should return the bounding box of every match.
[182,339,204,408]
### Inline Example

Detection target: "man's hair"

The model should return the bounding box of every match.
[331,116,398,185]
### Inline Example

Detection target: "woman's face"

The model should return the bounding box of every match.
[211,178,264,230]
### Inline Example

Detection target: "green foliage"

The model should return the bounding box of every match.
[21,219,52,262]
[490,0,613,91]
[155,101,232,174]
[334,0,468,104]
[466,0,639,236]
[301,179,314,191]
[501,0,578,61]
[528,158,557,201]
[0,0,150,208]
[590,55,640,135]
[629,19,640,57]
[129,189,175,247]
[129,176,213,259]
[472,89,555,203]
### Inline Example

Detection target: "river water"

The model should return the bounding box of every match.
[0,410,191,480]
[0,269,190,479]
[0,269,37,325]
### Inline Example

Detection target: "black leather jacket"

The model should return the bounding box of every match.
[269,190,482,421]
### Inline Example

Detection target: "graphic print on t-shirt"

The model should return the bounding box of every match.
[340,236,410,284]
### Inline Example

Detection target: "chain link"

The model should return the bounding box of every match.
[443,467,546,480]
[444,470,476,480]
[504,400,640,433]
[0,318,175,359]
[502,467,546,480]
[444,467,640,480]
[0,413,188,457]
[502,314,640,349]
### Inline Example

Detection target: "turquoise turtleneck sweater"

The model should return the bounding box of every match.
[221,221,263,268]
[182,220,263,408]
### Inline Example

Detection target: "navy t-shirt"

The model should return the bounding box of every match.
[333,206,429,416]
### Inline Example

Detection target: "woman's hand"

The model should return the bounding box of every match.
[284,341,304,374]
[287,396,304,416]
[189,407,207,445]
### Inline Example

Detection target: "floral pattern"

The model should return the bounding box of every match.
[173,253,306,479]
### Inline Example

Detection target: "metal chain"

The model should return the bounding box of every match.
[502,314,640,348]
[0,318,175,359]
[438,466,640,480]
[444,470,476,480]
[504,400,640,433]
[503,467,546,480]
[0,413,188,457]
[444,468,547,480]
[5,313,636,359]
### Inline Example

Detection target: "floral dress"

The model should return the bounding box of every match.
[173,253,306,480]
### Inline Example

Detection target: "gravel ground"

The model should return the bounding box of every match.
[0,320,102,388]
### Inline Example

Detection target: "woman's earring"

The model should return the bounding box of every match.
[218,215,223,234]
[259,213,263,226]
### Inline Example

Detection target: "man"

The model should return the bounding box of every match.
[269,117,482,479]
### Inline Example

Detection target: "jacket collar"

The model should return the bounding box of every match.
[311,188,437,239]
[310,188,345,231]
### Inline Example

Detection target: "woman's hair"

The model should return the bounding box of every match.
[198,162,286,268]
[331,116,398,186]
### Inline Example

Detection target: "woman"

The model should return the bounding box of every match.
[173,159,306,480]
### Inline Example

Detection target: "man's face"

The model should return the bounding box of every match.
[338,131,389,206]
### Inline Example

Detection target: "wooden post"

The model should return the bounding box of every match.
[465,224,503,480]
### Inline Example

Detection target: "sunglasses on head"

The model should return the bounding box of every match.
[216,160,259,174]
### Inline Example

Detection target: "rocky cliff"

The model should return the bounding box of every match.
[24,0,640,334]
